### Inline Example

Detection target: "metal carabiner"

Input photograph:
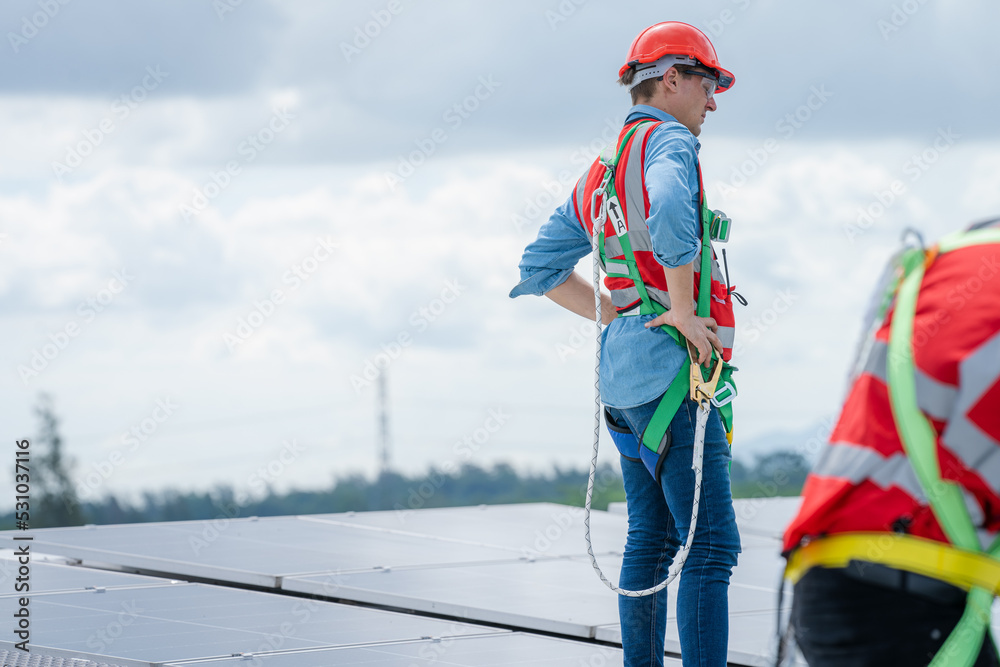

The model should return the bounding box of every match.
[590,186,606,227]
[590,170,613,228]
[687,340,723,407]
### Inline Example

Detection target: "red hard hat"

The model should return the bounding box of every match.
[619,22,735,92]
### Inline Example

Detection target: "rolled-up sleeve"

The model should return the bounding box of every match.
[643,126,701,268]
[510,191,592,298]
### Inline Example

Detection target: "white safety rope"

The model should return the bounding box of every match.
[583,193,707,597]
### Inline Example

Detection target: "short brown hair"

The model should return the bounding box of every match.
[618,67,659,105]
[618,65,714,105]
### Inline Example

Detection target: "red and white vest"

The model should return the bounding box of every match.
[783,228,1000,553]
[571,119,737,360]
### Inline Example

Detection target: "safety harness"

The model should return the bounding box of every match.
[781,226,1000,666]
[599,120,737,457]
[583,119,739,597]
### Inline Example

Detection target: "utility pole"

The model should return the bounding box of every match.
[378,371,391,475]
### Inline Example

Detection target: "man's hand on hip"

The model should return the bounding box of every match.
[645,310,722,366]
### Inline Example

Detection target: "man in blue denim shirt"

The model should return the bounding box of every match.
[510,23,741,667]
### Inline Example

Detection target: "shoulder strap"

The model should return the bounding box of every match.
[596,121,733,450]
[886,233,1000,667]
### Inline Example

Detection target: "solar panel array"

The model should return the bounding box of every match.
[0,500,805,666]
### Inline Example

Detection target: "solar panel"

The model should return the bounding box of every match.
[0,558,176,598]
[0,583,504,665]
[0,500,809,667]
[0,516,525,588]
[158,633,639,667]
[302,502,627,558]
[0,649,134,667]
[732,497,802,539]
[285,555,619,638]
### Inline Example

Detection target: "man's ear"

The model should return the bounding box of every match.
[661,66,680,94]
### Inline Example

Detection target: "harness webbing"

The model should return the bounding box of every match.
[886,237,1000,667]
[583,118,723,600]
[781,229,1000,667]
[596,119,735,453]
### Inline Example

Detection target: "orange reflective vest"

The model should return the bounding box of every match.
[783,221,1000,553]
[571,119,737,361]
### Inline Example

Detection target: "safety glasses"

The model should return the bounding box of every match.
[681,68,718,100]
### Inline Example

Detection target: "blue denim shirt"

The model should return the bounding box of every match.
[510,106,702,409]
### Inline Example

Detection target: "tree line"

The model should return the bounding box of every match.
[2,395,810,530]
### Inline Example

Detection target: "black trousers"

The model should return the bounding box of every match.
[792,566,999,667]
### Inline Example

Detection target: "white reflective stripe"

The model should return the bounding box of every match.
[717,326,735,349]
[710,254,725,283]
[941,329,1000,499]
[915,369,958,422]
[604,234,623,259]
[963,488,986,528]
[605,260,631,277]
[575,174,590,230]
[862,339,958,421]
[611,287,641,310]
[977,528,999,551]
[812,441,927,502]
[620,123,655,253]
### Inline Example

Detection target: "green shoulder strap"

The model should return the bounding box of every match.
[594,120,732,452]
[886,233,1000,667]
[640,210,719,453]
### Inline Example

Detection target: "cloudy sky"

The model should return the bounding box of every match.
[3,0,998,508]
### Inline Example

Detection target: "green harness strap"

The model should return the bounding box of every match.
[596,121,735,454]
[886,231,1000,667]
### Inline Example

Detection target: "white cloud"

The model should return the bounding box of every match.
[4,1,1000,505]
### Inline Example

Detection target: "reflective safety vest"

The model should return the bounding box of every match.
[572,117,738,477]
[572,119,737,360]
[782,220,1000,667]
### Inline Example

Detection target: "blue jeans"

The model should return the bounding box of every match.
[607,396,741,667]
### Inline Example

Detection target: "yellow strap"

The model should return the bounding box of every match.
[786,532,1000,594]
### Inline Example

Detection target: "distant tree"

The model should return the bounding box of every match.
[33,393,85,527]
[751,450,810,497]
[0,460,628,527]
[729,458,750,487]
